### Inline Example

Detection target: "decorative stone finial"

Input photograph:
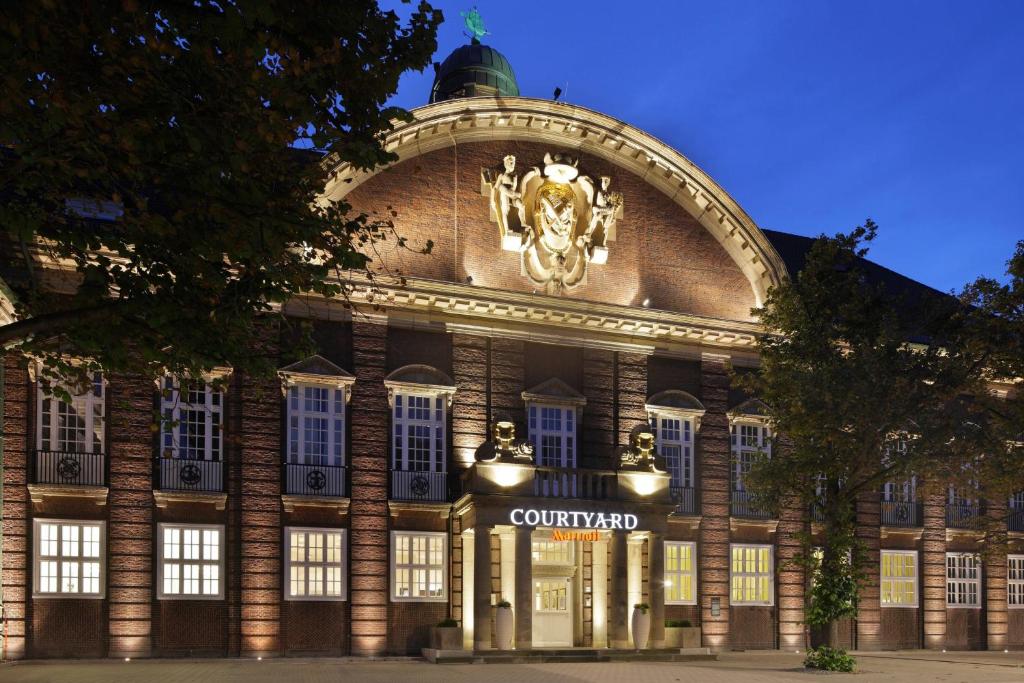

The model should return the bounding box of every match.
[619,425,665,473]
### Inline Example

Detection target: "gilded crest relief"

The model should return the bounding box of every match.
[482,152,623,294]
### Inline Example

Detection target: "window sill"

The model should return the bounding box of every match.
[28,484,108,506]
[153,490,227,510]
[282,494,350,514]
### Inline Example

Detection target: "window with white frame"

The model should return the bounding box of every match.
[37,373,105,453]
[730,544,773,605]
[285,528,346,600]
[880,550,918,607]
[651,414,693,489]
[730,422,770,491]
[1009,555,1024,608]
[158,524,224,599]
[392,392,445,472]
[882,438,916,502]
[160,378,223,460]
[665,541,696,604]
[288,384,344,467]
[33,520,104,597]
[946,553,980,607]
[391,531,446,601]
[528,404,576,468]
[531,539,573,565]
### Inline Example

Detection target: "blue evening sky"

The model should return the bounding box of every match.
[382,0,1023,292]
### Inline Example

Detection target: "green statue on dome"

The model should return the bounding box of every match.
[461,6,490,44]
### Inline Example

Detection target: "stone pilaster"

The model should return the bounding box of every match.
[855,490,882,650]
[514,526,532,649]
[648,532,665,648]
[921,490,947,649]
[348,320,389,656]
[609,529,629,648]
[698,352,730,650]
[473,526,493,650]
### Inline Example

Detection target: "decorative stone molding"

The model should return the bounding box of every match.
[645,390,706,432]
[153,490,228,511]
[281,494,351,514]
[383,364,457,408]
[321,97,789,307]
[28,484,109,506]
[278,354,356,401]
[728,398,772,426]
[152,366,234,389]
[521,377,587,408]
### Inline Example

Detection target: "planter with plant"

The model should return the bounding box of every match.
[631,603,651,649]
[664,618,701,648]
[495,599,514,650]
[430,618,462,650]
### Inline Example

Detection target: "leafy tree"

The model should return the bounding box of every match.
[736,220,999,653]
[0,0,441,391]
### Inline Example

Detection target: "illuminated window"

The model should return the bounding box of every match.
[946,553,980,607]
[730,422,770,492]
[159,377,223,461]
[391,531,446,601]
[528,404,576,468]
[534,578,569,612]
[392,393,446,472]
[880,550,918,607]
[1009,555,1024,608]
[285,528,346,600]
[531,539,573,565]
[33,520,104,597]
[158,524,223,599]
[652,415,693,489]
[37,373,105,454]
[730,544,773,605]
[287,385,344,467]
[665,541,696,605]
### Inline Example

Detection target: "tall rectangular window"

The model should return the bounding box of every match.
[880,550,918,607]
[946,553,980,607]
[391,531,446,601]
[33,520,104,597]
[528,404,576,468]
[652,415,693,489]
[37,373,105,453]
[1009,555,1024,608]
[392,393,445,472]
[158,524,224,599]
[287,385,344,467]
[160,378,223,461]
[730,422,770,491]
[285,528,346,600]
[665,541,697,605]
[730,544,773,605]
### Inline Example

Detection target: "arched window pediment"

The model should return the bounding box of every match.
[384,364,456,407]
[645,390,705,430]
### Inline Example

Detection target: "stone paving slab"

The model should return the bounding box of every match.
[0,651,1022,683]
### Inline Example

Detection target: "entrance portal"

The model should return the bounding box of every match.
[531,536,576,647]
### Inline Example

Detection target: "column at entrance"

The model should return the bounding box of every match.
[514,526,533,649]
[609,529,630,648]
[649,532,666,648]
[473,526,493,650]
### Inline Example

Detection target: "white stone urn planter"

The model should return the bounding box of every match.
[631,603,651,650]
[495,601,514,650]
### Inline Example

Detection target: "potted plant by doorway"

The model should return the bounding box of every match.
[631,603,651,649]
[430,618,462,650]
[664,619,701,648]
[495,599,514,650]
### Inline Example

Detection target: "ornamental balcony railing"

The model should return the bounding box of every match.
[881,501,922,528]
[284,463,347,498]
[391,469,448,503]
[945,502,983,529]
[159,458,223,493]
[730,490,774,520]
[670,486,697,515]
[1007,506,1024,533]
[33,450,106,487]
[534,467,617,500]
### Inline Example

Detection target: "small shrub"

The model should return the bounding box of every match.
[804,646,855,672]
[633,602,650,613]
[496,599,511,609]
[665,619,692,628]
[437,618,459,628]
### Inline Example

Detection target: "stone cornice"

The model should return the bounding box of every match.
[321,96,790,307]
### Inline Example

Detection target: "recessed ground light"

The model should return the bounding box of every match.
[642,298,650,307]
[124,658,131,662]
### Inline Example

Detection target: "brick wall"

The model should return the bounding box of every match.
[451,334,488,469]
[2,354,29,659]
[922,491,947,649]
[855,491,883,650]
[581,348,615,470]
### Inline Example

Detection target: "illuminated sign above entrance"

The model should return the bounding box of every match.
[510,508,639,530]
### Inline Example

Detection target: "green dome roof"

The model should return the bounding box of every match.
[429,42,520,103]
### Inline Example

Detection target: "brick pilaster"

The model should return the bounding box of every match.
[777,494,806,650]
[984,501,1008,650]
[1,354,29,659]
[855,491,882,650]
[582,348,615,470]
[348,320,389,655]
[615,352,647,449]
[921,491,946,649]
[698,352,730,650]
[489,337,524,424]
[451,334,488,469]
[107,373,156,658]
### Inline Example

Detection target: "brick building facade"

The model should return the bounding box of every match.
[1,42,1021,659]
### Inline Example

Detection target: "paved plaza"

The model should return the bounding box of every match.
[1,651,1023,683]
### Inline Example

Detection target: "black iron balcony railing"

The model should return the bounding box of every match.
[391,469,447,502]
[534,467,617,500]
[731,490,774,520]
[284,463,347,497]
[810,503,826,523]
[1008,507,1024,533]
[946,502,983,529]
[881,501,922,528]
[159,458,224,493]
[34,450,106,487]
[670,486,697,515]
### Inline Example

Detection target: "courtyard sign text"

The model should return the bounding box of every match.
[509,508,639,530]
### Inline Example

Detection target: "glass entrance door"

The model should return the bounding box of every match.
[532,576,573,647]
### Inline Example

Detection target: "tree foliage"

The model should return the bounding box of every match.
[0,0,441,390]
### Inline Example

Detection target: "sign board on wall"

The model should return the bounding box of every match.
[509,508,639,530]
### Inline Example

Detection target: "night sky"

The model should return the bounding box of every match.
[381,0,1024,293]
